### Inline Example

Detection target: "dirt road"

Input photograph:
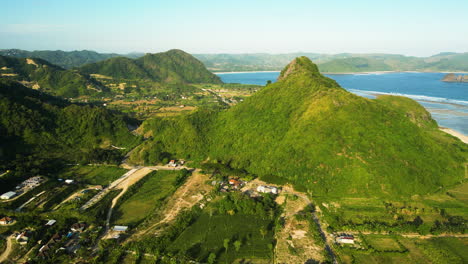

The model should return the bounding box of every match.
[0,235,13,263]
[129,169,211,239]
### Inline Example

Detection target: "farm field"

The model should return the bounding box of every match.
[318,180,468,233]
[336,235,468,264]
[167,214,274,263]
[112,170,181,226]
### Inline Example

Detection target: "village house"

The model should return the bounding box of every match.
[70,222,87,232]
[168,160,177,167]
[336,235,355,244]
[257,185,278,194]
[45,219,57,226]
[0,216,14,225]
[112,225,128,232]
[228,178,242,189]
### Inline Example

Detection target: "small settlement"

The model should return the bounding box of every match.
[38,222,88,257]
[1,176,44,200]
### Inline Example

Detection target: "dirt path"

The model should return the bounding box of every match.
[102,167,154,238]
[338,230,468,239]
[0,235,13,263]
[129,169,211,239]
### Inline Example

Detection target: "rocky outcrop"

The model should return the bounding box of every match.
[442,73,468,82]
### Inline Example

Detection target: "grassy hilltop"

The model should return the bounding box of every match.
[132,56,467,197]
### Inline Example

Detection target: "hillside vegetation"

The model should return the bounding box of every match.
[0,49,141,69]
[131,57,467,197]
[79,49,222,84]
[0,79,140,175]
[0,55,106,97]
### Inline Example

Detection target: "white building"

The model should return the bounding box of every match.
[113,225,128,232]
[1,191,16,200]
[336,236,354,244]
[65,179,74,184]
[45,220,57,226]
[257,185,278,194]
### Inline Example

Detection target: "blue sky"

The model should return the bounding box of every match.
[1,0,467,56]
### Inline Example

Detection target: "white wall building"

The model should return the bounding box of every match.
[1,191,16,200]
[257,185,278,194]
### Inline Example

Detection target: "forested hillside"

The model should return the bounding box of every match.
[131,57,467,197]
[0,80,140,175]
[0,49,142,69]
[79,49,222,84]
[0,55,107,97]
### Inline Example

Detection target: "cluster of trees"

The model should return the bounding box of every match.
[210,192,278,219]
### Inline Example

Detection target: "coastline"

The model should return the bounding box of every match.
[214,70,468,75]
[440,127,468,144]
[214,70,280,74]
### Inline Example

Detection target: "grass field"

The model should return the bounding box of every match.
[319,180,468,231]
[112,170,179,226]
[167,214,274,263]
[60,165,128,185]
[365,235,405,251]
[337,237,467,264]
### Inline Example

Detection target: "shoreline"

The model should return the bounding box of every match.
[440,127,468,144]
[214,70,280,74]
[214,70,468,75]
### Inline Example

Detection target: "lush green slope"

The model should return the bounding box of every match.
[0,49,142,69]
[79,49,222,84]
[0,80,140,173]
[0,55,107,97]
[132,57,467,197]
[318,57,392,72]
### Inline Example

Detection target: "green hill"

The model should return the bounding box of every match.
[131,57,467,197]
[0,79,140,173]
[79,49,222,84]
[0,55,107,97]
[0,49,141,69]
[318,57,392,72]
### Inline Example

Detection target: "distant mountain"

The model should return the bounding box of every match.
[318,57,392,73]
[0,79,139,171]
[0,55,107,97]
[194,52,468,73]
[132,57,467,197]
[0,49,142,69]
[79,49,222,84]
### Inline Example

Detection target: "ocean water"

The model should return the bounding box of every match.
[216,72,468,135]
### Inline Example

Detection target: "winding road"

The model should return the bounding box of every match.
[0,235,13,263]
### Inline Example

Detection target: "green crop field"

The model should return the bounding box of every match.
[167,214,274,263]
[338,237,468,264]
[112,170,180,226]
[60,165,128,186]
[365,235,405,251]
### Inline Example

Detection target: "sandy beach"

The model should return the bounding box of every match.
[440,128,468,144]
